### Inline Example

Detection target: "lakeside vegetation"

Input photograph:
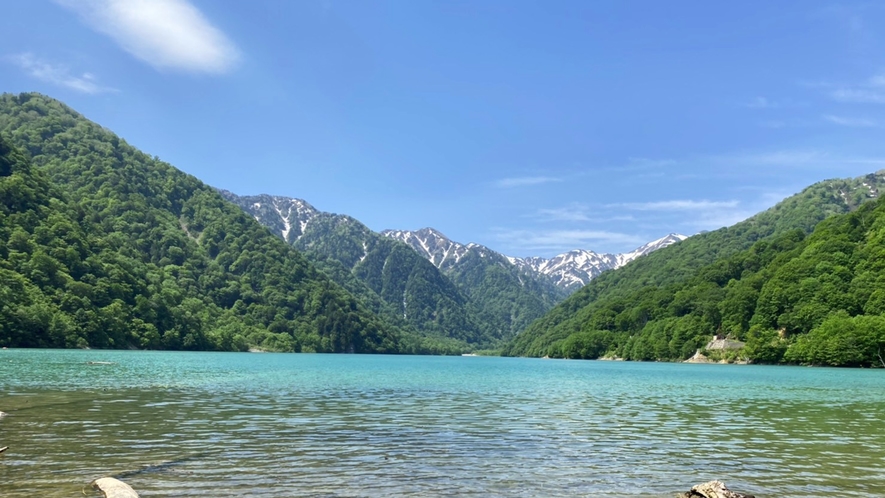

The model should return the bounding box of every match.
[505,186,885,367]
[0,93,452,353]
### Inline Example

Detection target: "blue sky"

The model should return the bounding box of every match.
[4,1,885,257]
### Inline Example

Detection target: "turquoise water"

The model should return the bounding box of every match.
[1,350,883,497]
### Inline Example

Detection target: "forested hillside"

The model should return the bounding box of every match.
[505,187,885,367]
[225,192,563,347]
[0,92,420,353]
[382,228,568,337]
[222,192,493,346]
[505,172,885,358]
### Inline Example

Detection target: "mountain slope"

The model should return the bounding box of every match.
[381,228,568,338]
[0,92,404,353]
[504,171,885,357]
[508,234,688,290]
[221,192,490,348]
[510,197,885,367]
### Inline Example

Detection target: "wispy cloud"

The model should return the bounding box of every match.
[742,96,807,110]
[495,176,562,188]
[831,87,885,104]
[818,72,885,104]
[823,114,878,127]
[55,0,240,74]
[707,148,885,171]
[492,228,645,253]
[759,120,787,129]
[710,149,830,168]
[624,157,676,168]
[535,203,635,223]
[611,200,740,211]
[744,96,776,109]
[6,53,116,94]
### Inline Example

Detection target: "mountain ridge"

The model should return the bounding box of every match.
[507,233,688,290]
[383,228,687,292]
[504,170,885,358]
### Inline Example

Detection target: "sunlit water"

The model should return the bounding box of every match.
[1,350,883,497]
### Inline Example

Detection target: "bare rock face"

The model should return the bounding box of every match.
[684,350,712,363]
[678,480,755,498]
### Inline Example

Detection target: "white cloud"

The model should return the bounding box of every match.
[495,176,562,188]
[611,200,740,211]
[537,205,592,222]
[6,53,116,94]
[492,228,645,253]
[55,0,240,74]
[823,114,878,127]
[824,72,885,104]
[830,88,885,104]
[535,203,635,223]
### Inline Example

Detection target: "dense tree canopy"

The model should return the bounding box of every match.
[505,193,885,367]
[0,93,419,353]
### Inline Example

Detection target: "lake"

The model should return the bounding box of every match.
[1,350,883,497]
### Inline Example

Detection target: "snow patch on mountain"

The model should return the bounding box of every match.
[381,228,475,269]
[217,190,319,243]
[511,233,688,290]
[383,228,687,292]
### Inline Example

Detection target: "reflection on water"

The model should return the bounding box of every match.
[1,350,884,497]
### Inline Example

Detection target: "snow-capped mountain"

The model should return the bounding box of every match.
[615,233,689,267]
[508,251,619,290]
[380,228,500,271]
[221,193,568,341]
[509,234,688,290]
[383,228,688,292]
[218,191,320,244]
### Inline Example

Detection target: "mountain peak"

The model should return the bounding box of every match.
[217,190,319,242]
[510,234,688,291]
[381,227,470,269]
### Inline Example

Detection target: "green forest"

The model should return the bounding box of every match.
[0,92,447,353]
[505,190,885,367]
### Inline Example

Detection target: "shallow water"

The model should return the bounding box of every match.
[1,349,883,497]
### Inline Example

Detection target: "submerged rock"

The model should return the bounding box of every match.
[678,480,755,498]
[91,477,140,498]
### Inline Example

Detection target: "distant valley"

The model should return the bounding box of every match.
[221,191,686,349]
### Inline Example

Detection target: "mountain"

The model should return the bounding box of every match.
[508,234,688,291]
[507,195,885,367]
[504,171,885,358]
[214,191,573,344]
[0,92,409,353]
[220,192,491,349]
[380,228,492,271]
[382,228,685,293]
[380,227,569,335]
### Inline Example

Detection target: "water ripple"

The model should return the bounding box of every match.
[1,351,884,497]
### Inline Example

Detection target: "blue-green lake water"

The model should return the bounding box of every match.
[1,349,883,497]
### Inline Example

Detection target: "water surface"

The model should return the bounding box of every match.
[1,350,883,497]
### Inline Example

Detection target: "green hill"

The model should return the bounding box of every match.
[504,172,885,359]
[0,92,413,353]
